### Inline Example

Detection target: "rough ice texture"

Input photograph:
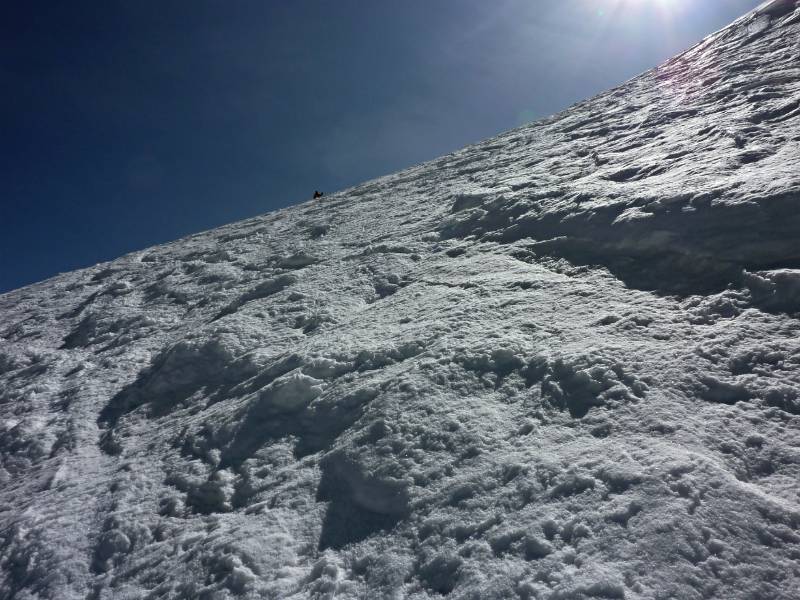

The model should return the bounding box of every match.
[2,2,800,599]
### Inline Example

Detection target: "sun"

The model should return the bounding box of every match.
[619,0,682,10]
[597,0,685,20]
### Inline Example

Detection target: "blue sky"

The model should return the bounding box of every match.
[1,0,760,293]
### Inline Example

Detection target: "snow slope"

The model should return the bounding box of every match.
[2,2,800,598]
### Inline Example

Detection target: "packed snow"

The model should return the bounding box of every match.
[2,2,800,598]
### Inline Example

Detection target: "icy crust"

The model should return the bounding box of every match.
[2,2,800,600]
[440,0,800,294]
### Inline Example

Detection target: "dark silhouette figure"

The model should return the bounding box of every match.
[313,190,324,199]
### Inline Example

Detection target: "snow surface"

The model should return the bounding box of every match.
[2,2,800,598]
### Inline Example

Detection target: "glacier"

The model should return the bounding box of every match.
[2,1,800,599]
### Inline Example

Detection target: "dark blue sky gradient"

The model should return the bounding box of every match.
[1,0,759,292]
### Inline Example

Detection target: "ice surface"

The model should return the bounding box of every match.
[2,2,800,598]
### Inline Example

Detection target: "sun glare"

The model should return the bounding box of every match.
[614,0,682,13]
[595,0,685,23]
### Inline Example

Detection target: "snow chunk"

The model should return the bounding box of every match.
[251,371,324,414]
[744,269,800,312]
[541,352,648,418]
[276,252,319,270]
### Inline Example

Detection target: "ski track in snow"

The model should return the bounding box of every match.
[2,2,800,599]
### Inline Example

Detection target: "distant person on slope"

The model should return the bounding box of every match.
[313,190,324,199]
